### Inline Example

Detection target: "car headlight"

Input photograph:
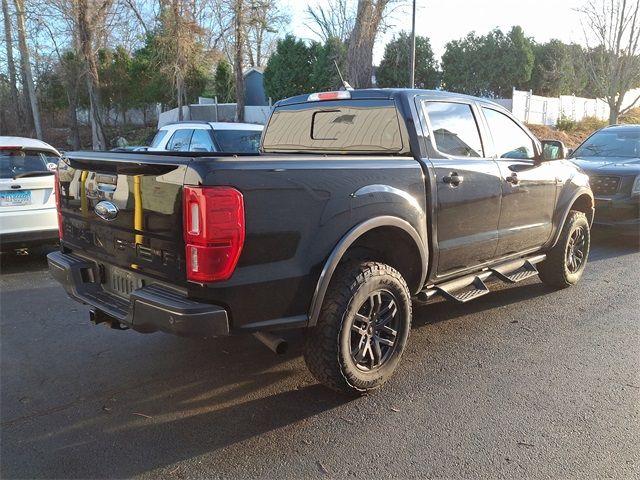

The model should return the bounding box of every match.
[633,175,640,195]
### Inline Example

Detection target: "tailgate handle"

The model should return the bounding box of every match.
[96,174,117,185]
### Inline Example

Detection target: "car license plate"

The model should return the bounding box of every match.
[0,190,31,206]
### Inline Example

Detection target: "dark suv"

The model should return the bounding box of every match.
[570,124,640,234]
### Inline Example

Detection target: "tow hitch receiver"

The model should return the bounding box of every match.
[89,308,128,330]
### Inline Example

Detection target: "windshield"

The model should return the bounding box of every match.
[212,129,262,153]
[0,150,54,179]
[573,130,640,159]
[150,129,169,148]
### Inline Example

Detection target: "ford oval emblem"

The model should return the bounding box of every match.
[95,200,118,221]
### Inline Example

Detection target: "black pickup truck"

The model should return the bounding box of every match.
[48,89,594,395]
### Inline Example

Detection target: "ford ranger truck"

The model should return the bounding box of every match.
[48,89,594,395]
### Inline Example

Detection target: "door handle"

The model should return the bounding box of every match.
[443,172,463,187]
[506,173,519,185]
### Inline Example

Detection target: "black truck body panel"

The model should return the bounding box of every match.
[50,89,593,336]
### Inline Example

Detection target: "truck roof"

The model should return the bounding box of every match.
[276,88,508,112]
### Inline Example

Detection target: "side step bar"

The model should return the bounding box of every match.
[418,254,546,304]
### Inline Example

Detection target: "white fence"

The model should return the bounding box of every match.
[77,105,159,127]
[502,88,640,126]
[158,104,271,128]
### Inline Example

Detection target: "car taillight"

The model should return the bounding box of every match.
[54,170,63,239]
[183,186,245,283]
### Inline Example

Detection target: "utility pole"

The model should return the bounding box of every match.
[409,0,416,88]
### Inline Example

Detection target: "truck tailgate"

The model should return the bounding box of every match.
[59,152,191,285]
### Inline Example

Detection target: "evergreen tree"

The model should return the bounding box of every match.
[264,34,314,100]
[309,37,347,91]
[376,32,440,89]
[213,59,236,103]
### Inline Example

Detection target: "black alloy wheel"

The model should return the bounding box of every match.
[349,290,399,371]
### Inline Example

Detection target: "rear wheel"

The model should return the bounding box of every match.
[304,262,412,396]
[538,210,590,289]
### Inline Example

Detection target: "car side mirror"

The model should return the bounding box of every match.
[541,140,566,161]
[566,148,574,158]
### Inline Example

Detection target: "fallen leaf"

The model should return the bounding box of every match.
[390,407,400,412]
[517,442,535,448]
[316,461,329,475]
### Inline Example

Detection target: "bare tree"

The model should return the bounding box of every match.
[76,0,112,149]
[579,0,640,124]
[2,0,24,133]
[156,0,206,121]
[306,0,355,43]
[14,0,42,138]
[233,0,245,121]
[37,17,82,149]
[346,0,392,88]
[244,0,288,68]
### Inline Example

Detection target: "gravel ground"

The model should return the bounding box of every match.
[1,229,639,479]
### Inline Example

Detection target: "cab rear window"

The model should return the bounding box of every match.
[262,99,409,154]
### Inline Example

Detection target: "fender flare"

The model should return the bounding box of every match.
[550,188,595,248]
[307,216,428,327]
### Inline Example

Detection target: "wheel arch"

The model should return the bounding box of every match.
[550,189,594,248]
[308,216,428,327]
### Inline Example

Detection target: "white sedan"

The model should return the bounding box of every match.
[0,137,61,251]
[147,121,264,153]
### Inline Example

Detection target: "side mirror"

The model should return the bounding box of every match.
[567,148,574,158]
[541,140,566,161]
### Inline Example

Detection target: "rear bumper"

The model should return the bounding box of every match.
[47,251,229,337]
[0,207,58,248]
[0,228,59,249]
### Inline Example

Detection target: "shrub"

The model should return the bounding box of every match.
[619,107,640,124]
[556,114,577,132]
[577,116,607,132]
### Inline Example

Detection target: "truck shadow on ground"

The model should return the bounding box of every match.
[2,329,348,479]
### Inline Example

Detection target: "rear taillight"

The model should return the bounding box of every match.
[54,170,63,239]
[183,186,245,282]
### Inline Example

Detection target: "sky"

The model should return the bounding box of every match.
[281,0,591,63]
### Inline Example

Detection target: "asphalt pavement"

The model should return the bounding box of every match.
[1,229,639,479]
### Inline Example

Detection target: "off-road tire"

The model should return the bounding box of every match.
[538,210,590,289]
[304,262,412,396]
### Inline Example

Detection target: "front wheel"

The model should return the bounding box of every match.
[538,210,590,289]
[304,262,412,396]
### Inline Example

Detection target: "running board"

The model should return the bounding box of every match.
[490,259,539,283]
[418,254,546,304]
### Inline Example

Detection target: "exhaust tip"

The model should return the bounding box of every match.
[253,331,288,355]
[274,340,288,355]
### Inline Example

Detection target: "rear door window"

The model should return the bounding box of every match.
[423,101,484,157]
[189,129,216,152]
[166,129,193,151]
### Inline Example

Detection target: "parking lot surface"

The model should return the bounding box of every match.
[1,230,639,479]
